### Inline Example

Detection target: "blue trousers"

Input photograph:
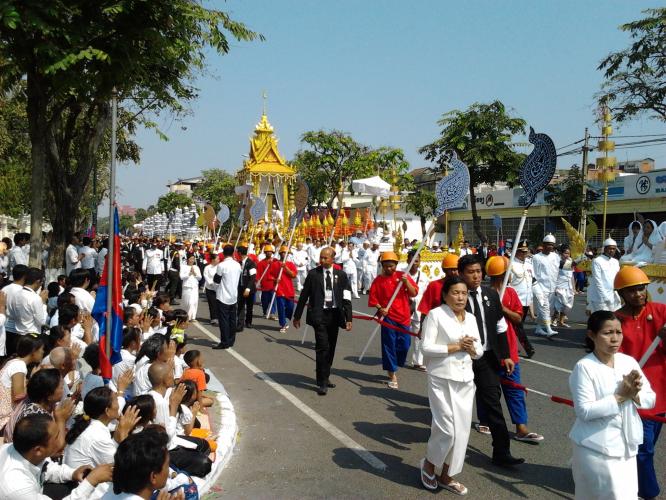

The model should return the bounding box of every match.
[477,363,527,426]
[638,414,663,499]
[380,318,411,372]
[261,291,277,316]
[276,296,294,327]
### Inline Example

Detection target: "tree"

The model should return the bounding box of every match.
[544,165,594,228]
[192,169,238,211]
[419,101,526,242]
[598,8,666,122]
[0,1,262,268]
[156,192,192,215]
[405,190,438,236]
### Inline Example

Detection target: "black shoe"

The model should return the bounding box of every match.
[317,385,328,396]
[245,322,252,328]
[492,454,525,467]
[212,343,228,350]
[326,380,336,388]
[525,348,535,359]
[237,327,244,333]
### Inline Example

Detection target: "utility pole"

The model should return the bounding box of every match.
[579,128,590,241]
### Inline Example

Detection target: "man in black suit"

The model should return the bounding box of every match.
[236,243,256,331]
[458,254,525,467]
[293,247,353,395]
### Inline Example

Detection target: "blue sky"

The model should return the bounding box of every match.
[114,0,664,208]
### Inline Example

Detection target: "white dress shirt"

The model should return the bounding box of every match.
[532,251,560,292]
[143,248,164,275]
[3,282,25,333]
[96,248,108,275]
[587,254,621,309]
[292,249,309,271]
[149,389,178,449]
[80,246,97,270]
[13,287,47,334]
[65,244,82,276]
[215,257,241,305]
[307,246,322,269]
[133,357,152,396]
[70,287,95,313]
[509,258,534,307]
[203,264,218,291]
[341,249,359,273]
[421,304,483,381]
[7,246,28,275]
[569,352,655,458]
[179,264,201,289]
[64,418,117,468]
[0,443,95,499]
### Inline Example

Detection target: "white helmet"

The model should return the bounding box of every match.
[543,233,556,244]
[603,237,617,247]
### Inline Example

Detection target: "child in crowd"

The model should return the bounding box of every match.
[181,349,214,408]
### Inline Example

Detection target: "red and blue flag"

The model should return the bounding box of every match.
[92,207,124,379]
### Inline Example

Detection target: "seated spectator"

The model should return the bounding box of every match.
[141,307,162,341]
[46,282,61,316]
[111,327,141,399]
[0,335,44,430]
[49,294,76,328]
[42,346,79,401]
[63,387,139,468]
[102,427,169,499]
[0,414,112,499]
[181,350,214,408]
[124,395,156,434]
[134,334,173,396]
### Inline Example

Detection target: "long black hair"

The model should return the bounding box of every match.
[65,387,114,444]
[135,333,167,364]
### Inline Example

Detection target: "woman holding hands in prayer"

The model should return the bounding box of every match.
[419,276,483,495]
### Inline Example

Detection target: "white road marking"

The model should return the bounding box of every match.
[521,358,572,374]
[192,322,387,471]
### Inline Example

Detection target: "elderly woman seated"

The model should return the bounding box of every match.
[620,219,661,266]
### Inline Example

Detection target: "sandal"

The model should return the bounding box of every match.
[515,432,544,443]
[419,459,438,491]
[474,423,491,435]
[439,480,468,496]
[387,380,399,389]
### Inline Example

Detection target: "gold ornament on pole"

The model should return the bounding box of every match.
[596,107,616,238]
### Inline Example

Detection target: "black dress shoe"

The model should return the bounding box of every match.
[492,454,525,467]
[326,380,336,388]
[317,385,328,396]
[245,322,252,328]
[212,343,228,350]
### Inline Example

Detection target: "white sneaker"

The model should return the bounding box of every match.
[534,327,549,337]
[546,328,558,337]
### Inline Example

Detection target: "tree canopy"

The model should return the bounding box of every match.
[192,169,238,211]
[544,165,594,229]
[598,8,666,122]
[156,192,193,215]
[419,101,526,242]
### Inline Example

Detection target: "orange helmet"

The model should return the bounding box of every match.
[263,244,275,253]
[441,252,459,270]
[614,266,650,290]
[485,256,510,277]
[380,251,399,263]
[279,245,289,253]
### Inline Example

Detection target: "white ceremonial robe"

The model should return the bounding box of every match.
[362,249,380,291]
[292,249,309,291]
[398,265,430,366]
[569,352,655,500]
[180,264,202,321]
[587,254,621,313]
[531,252,560,326]
[421,305,483,476]
[554,258,575,313]
[341,249,359,298]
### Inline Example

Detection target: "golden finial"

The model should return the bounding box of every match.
[262,90,268,116]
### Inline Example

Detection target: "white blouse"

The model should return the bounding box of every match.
[569,352,655,458]
[421,304,483,382]
[179,264,201,289]
[64,418,117,468]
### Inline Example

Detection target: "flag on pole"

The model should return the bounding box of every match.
[92,207,123,379]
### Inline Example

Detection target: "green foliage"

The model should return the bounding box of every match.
[156,192,192,215]
[528,223,545,247]
[598,8,666,122]
[192,169,238,211]
[545,165,594,228]
[0,84,30,217]
[419,101,526,241]
[134,207,155,223]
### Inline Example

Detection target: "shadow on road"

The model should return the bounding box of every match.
[353,421,429,450]
[262,371,318,391]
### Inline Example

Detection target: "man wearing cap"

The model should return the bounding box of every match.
[256,245,277,319]
[271,245,297,334]
[236,242,256,331]
[213,245,242,349]
[587,238,621,313]
[368,251,418,389]
[293,247,352,395]
[509,240,535,357]
[531,234,560,337]
[361,242,380,294]
[614,266,666,499]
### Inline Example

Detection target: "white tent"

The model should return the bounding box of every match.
[351,176,391,197]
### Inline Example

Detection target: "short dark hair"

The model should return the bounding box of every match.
[82,237,92,246]
[183,349,200,368]
[441,275,468,302]
[458,254,484,273]
[58,303,79,326]
[223,245,234,257]
[122,327,141,349]
[68,268,90,287]
[152,292,170,308]
[27,368,61,404]
[112,428,169,494]
[136,333,167,363]
[11,264,28,281]
[24,267,44,287]
[57,292,76,310]
[83,343,100,371]
[13,414,53,454]
[123,307,137,324]
[46,326,70,355]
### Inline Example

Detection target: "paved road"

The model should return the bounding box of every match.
[188,292,664,499]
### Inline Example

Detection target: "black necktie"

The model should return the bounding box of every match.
[470,290,486,345]
[325,270,333,308]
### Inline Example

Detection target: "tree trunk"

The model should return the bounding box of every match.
[468,183,486,243]
[420,215,426,236]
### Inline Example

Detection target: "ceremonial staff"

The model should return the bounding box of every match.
[359,152,470,361]
[215,204,230,245]
[499,128,556,299]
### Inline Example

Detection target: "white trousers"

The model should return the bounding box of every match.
[363,267,378,291]
[181,287,199,321]
[426,376,475,476]
[533,285,555,326]
[410,315,423,366]
[296,269,308,291]
[344,267,358,297]
[572,444,637,500]
[356,265,364,291]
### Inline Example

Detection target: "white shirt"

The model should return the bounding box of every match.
[179,264,201,289]
[149,389,178,449]
[175,404,193,436]
[510,258,534,307]
[13,287,47,334]
[71,287,95,313]
[292,249,309,270]
[3,282,25,333]
[0,443,95,500]
[112,349,136,397]
[96,248,108,275]
[65,244,82,276]
[215,257,241,305]
[587,254,621,308]
[143,248,164,275]
[362,248,380,269]
[0,359,27,388]
[307,246,322,269]
[531,251,560,292]
[459,247,473,256]
[421,304,483,381]
[569,353,655,458]
[64,418,117,468]
[341,248,358,273]
[80,246,97,270]
[133,357,152,396]
[8,246,28,275]
[174,354,187,380]
[203,264,218,291]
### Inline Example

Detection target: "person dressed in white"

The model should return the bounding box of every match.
[458,241,473,256]
[12,268,48,337]
[292,242,309,292]
[569,310,655,500]
[79,237,97,273]
[651,221,666,264]
[7,235,28,277]
[419,276,483,494]
[213,245,242,350]
[621,219,660,266]
[553,246,575,328]
[509,240,535,356]
[307,240,322,271]
[362,242,380,294]
[622,221,642,261]
[203,254,220,326]
[179,255,202,322]
[341,242,360,299]
[356,241,368,293]
[398,250,430,371]
[531,234,560,337]
[587,238,621,314]
[95,241,108,277]
[65,234,84,277]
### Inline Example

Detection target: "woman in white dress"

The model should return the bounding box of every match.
[180,254,202,321]
[650,221,666,264]
[553,246,575,328]
[419,276,483,495]
[622,220,642,260]
[569,310,655,499]
[622,219,659,265]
